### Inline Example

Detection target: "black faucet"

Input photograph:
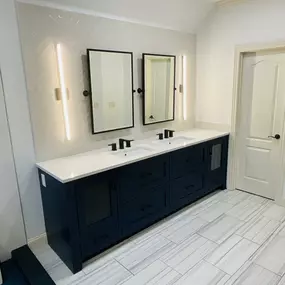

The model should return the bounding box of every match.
[108,143,117,151]
[164,129,175,139]
[119,138,134,149]
[156,133,164,140]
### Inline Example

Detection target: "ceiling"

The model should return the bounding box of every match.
[19,0,223,33]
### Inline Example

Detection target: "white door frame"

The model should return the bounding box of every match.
[229,41,285,206]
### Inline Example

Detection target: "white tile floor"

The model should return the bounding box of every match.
[30,189,285,285]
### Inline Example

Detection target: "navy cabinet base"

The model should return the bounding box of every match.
[39,135,229,274]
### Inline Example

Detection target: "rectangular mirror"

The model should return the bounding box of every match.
[142,53,176,125]
[87,49,134,134]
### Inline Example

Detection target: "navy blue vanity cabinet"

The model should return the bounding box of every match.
[38,171,82,273]
[120,183,168,238]
[118,155,169,203]
[75,171,120,261]
[38,135,230,275]
[205,135,229,193]
[118,155,170,237]
[170,144,204,179]
[170,144,206,211]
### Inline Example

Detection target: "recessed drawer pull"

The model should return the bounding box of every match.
[185,184,194,190]
[141,172,152,178]
[141,204,152,211]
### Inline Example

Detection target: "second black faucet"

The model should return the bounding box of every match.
[119,138,134,149]
[164,129,175,139]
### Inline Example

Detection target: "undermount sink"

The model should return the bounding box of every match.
[153,136,195,146]
[111,145,154,158]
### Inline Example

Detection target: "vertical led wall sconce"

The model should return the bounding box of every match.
[182,55,187,121]
[56,43,71,141]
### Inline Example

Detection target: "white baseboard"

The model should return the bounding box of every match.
[28,232,47,245]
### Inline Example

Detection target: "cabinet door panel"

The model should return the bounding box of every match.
[76,172,119,259]
[170,172,204,211]
[206,136,229,192]
[170,144,204,179]
[119,155,169,202]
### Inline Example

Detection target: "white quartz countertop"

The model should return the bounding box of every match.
[36,129,229,183]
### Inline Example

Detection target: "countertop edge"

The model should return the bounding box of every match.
[37,132,230,184]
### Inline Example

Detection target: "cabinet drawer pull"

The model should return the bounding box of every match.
[141,204,152,211]
[186,157,193,163]
[185,184,194,190]
[93,234,108,244]
[141,172,152,178]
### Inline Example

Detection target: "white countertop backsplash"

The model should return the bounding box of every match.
[36,129,229,183]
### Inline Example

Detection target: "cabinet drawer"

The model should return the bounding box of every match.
[121,185,167,236]
[119,155,169,202]
[81,221,120,259]
[170,145,204,179]
[170,172,204,210]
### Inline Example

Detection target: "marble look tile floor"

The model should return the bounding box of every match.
[29,189,285,285]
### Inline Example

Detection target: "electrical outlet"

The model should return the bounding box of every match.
[41,174,46,187]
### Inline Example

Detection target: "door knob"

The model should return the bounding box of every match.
[268,134,281,140]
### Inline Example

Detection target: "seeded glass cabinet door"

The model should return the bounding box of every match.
[206,136,229,192]
[76,172,119,260]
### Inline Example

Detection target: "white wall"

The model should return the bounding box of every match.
[0,70,26,261]
[0,0,45,241]
[18,0,214,33]
[196,0,285,130]
[17,3,196,162]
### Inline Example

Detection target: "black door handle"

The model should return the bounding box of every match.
[268,134,281,140]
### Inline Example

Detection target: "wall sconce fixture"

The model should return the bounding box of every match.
[56,43,71,141]
[182,55,187,121]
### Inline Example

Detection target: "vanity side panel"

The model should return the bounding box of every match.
[38,171,82,273]
[221,135,229,189]
[205,135,229,192]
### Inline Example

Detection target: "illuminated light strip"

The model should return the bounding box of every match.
[56,43,71,141]
[182,55,187,121]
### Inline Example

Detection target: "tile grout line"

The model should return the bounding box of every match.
[253,262,284,278]
[159,260,182,276]
[115,259,135,276]
[205,236,244,266]
[202,259,231,276]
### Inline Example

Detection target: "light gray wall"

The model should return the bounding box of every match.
[17,3,196,162]
[0,1,44,245]
[17,0,214,33]
[196,0,285,130]
[0,66,26,262]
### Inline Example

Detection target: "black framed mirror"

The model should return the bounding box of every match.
[87,49,135,134]
[142,53,176,125]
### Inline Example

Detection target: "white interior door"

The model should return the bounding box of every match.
[236,51,285,199]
